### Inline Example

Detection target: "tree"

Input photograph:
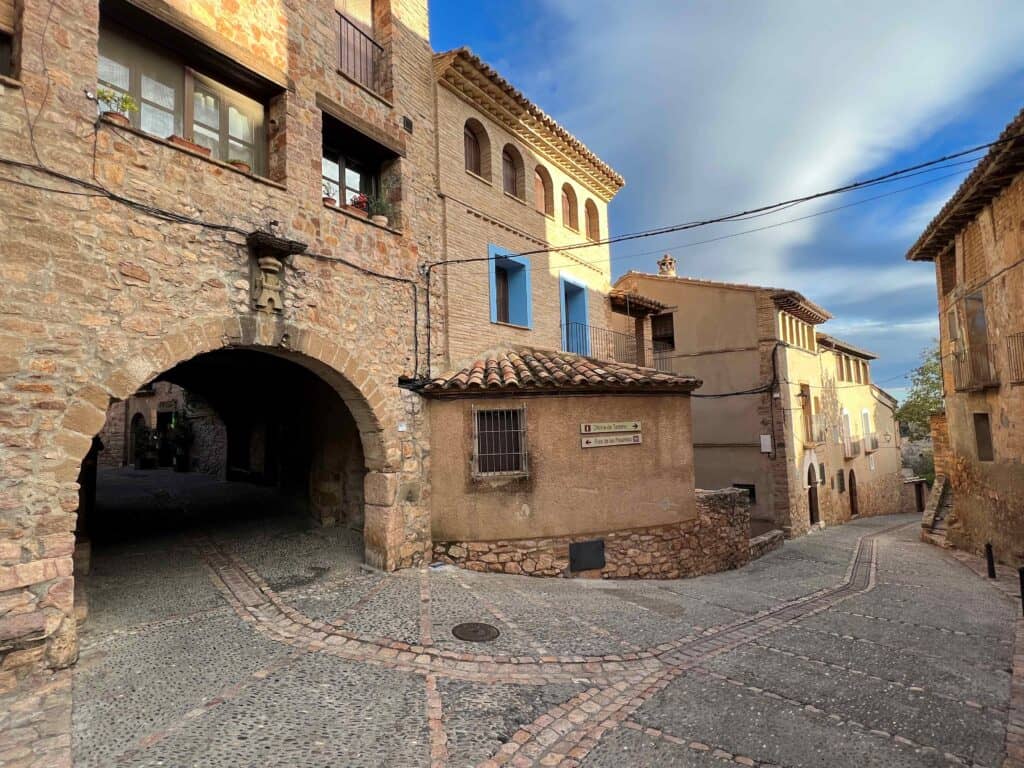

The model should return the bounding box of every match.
[895,342,942,440]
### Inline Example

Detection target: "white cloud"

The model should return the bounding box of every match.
[532,0,1024,281]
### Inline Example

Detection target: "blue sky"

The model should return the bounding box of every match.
[431,1,1024,400]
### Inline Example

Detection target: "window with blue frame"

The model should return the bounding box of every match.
[488,245,531,327]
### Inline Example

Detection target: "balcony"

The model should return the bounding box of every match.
[809,414,829,444]
[952,345,999,392]
[562,322,673,371]
[864,432,879,453]
[1008,332,1024,384]
[339,12,384,95]
[843,436,862,459]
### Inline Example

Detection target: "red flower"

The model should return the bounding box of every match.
[350,193,368,210]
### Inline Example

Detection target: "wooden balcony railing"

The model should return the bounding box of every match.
[339,12,384,94]
[952,344,999,391]
[562,322,672,371]
[1008,332,1024,385]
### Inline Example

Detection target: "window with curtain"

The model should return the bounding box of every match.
[97,22,268,174]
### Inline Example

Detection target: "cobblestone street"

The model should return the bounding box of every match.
[71,500,1016,768]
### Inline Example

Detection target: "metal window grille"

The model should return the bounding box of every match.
[472,405,528,477]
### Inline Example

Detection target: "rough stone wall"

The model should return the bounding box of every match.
[931,172,1024,564]
[96,401,126,469]
[930,412,951,478]
[432,488,750,580]
[0,0,438,704]
[749,529,784,561]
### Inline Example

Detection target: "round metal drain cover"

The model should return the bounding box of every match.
[452,622,500,642]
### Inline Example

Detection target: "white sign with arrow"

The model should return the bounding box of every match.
[580,420,641,434]
[581,433,643,449]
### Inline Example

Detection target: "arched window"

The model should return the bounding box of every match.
[502,144,524,199]
[561,183,578,231]
[534,165,553,215]
[463,118,490,179]
[585,199,600,241]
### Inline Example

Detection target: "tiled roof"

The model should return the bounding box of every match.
[607,289,669,316]
[906,106,1024,262]
[617,272,832,324]
[816,333,877,360]
[422,348,701,396]
[433,48,625,201]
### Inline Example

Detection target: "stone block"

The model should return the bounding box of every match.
[364,471,399,506]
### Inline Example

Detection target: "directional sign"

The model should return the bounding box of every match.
[581,433,643,449]
[580,420,641,434]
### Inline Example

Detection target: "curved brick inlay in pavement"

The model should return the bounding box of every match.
[66,516,1017,768]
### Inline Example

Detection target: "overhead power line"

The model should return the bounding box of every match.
[428,133,1018,268]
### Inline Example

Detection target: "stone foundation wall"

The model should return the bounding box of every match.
[749,529,784,561]
[432,488,750,580]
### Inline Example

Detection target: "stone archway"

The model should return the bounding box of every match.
[56,314,424,574]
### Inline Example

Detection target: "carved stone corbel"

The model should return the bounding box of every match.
[246,230,308,314]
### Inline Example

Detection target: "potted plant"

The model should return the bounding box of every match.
[347,191,368,218]
[322,181,337,207]
[168,411,193,473]
[228,159,251,174]
[167,134,212,157]
[95,87,138,128]
[367,183,393,227]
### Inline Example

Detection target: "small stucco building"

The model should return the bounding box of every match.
[615,257,905,538]
[907,106,1024,562]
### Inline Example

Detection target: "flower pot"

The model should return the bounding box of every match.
[167,134,212,157]
[102,111,131,128]
[323,196,337,207]
[346,205,368,219]
[370,214,389,227]
[228,159,251,174]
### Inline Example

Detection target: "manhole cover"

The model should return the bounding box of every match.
[452,622,500,642]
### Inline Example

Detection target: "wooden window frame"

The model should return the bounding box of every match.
[98,22,269,174]
[464,124,481,176]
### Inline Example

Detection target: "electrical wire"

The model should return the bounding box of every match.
[426,133,1021,268]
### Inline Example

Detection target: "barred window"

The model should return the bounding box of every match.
[473,406,527,477]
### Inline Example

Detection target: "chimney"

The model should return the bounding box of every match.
[657,254,677,277]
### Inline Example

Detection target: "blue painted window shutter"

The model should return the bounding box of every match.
[488,244,531,328]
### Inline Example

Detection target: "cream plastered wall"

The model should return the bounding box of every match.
[429,394,696,542]
[435,84,615,369]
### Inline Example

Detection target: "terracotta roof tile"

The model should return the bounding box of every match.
[423,348,702,396]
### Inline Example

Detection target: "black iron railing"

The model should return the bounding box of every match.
[562,322,672,371]
[339,12,384,94]
[952,344,999,391]
[1008,332,1024,384]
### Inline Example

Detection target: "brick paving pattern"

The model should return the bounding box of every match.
[54,513,1019,767]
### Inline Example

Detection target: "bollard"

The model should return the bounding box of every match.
[986,543,996,579]
[1019,568,1024,617]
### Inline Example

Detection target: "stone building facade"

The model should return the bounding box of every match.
[0,0,755,738]
[615,264,905,538]
[96,381,227,475]
[0,0,440,720]
[907,106,1024,563]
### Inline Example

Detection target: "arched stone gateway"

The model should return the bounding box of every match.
[38,314,430,666]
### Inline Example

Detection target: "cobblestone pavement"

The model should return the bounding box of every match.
[69,488,1017,767]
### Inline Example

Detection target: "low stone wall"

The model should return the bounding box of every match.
[749,529,784,561]
[432,488,750,579]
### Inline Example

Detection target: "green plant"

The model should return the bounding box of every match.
[322,181,337,201]
[367,183,393,218]
[894,342,942,440]
[96,87,139,115]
